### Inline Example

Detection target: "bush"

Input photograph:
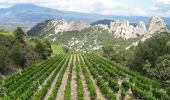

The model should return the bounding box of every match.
[166,87,170,96]
[131,86,156,100]
[10,45,26,67]
[0,49,7,71]
[152,89,169,100]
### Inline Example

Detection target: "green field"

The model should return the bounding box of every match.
[1,53,169,100]
[51,44,65,55]
[0,31,13,36]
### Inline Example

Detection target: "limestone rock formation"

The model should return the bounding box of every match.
[107,16,169,39]
[148,16,169,34]
[110,20,139,39]
[135,21,147,36]
[28,18,90,38]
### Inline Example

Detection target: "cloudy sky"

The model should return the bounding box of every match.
[0,0,170,16]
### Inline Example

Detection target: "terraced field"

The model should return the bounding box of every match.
[2,53,169,100]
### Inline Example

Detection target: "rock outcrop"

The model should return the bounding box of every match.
[148,16,169,34]
[135,21,147,36]
[110,20,136,39]
[103,16,169,39]
[69,21,91,31]
[28,18,90,38]
[28,16,169,40]
[140,16,169,42]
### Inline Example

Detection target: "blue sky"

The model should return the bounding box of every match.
[0,0,170,16]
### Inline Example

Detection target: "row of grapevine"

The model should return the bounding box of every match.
[82,54,117,100]
[4,55,65,99]
[12,56,65,99]
[86,53,169,100]
[30,56,69,100]
[64,55,73,100]
[75,55,84,100]
[2,53,170,100]
[48,55,71,100]
[79,54,97,100]
[5,55,63,93]
[87,53,158,99]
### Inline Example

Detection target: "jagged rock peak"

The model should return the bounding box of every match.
[148,16,169,34]
[135,21,147,35]
[110,20,137,39]
[138,21,146,29]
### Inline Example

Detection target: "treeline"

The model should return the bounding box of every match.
[0,27,52,77]
[102,32,170,83]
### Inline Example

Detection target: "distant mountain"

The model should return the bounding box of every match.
[0,4,170,30]
[91,19,112,27]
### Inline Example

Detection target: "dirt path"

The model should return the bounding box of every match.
[55,55,72,100]
[71,54,77,100]
[116,78,125,100]
[44,56,69,100]
[77,55,91,100]
[80,55,106,100]
[36,69,55,92]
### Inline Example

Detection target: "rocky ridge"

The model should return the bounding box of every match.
[98,16,169,39]
[28,16,169,51]
[28,18,90,38]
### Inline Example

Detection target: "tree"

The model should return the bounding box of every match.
[131,33,170,73]
[10,45,26,68]
[0,49,7,71]
[102,45,113,59]
[35,40,52,59]
[13,27,26,43]
[144,54,170,81]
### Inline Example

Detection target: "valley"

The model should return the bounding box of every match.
[0,2,170,100]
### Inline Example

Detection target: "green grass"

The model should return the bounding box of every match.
[51,44,64,55]
[0,31,14,36]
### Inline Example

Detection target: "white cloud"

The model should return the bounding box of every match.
[156,0,170,4]
[0,0,170,17]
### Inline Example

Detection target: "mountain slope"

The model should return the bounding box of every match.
[28,18,91,38]
[41,27,141,52]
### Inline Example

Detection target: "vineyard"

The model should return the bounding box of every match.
[1,53,170,100]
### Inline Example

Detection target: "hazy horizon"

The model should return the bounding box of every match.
[0,0,170,17]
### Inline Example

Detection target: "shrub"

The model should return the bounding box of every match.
[152,89,169,100]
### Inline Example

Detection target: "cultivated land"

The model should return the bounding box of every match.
[51,44,65,55]
[2,53,170,100]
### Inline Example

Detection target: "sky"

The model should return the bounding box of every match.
[0,0,170,17]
